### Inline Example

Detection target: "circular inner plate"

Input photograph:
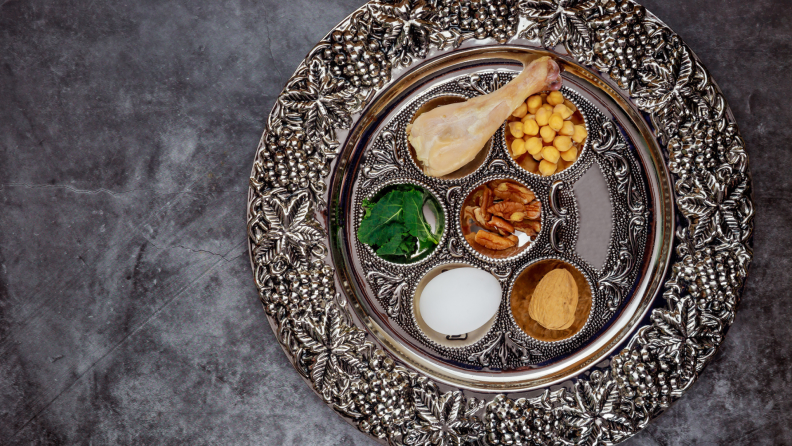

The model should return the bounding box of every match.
[335,54,662,387]
[247,2,753,444]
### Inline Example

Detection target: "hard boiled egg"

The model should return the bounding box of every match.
[418,267,502,336]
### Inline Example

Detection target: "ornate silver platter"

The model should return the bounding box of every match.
[247,1,753,444]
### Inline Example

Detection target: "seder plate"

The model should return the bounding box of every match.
[247,1,754,445]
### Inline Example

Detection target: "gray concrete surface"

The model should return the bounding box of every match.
[0,0,789,444]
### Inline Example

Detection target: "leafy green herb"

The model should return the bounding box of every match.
[377,233,414,256]
[358,191,406,246]
[361,199,374,219]
[357,185,443,261]
[403,189,440,245]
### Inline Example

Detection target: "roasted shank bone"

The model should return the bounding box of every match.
[407,57,562,177]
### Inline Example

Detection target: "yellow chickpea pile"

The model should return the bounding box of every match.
[505,91,588,176]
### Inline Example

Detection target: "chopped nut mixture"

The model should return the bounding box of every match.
[461,180,541,254]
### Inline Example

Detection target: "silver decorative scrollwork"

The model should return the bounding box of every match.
[592,118,648,312]
[468,330,541,368]
[363,130,403,188]
[446,185,462,204]
[457,72,509,95]
[548,180,570,253]
[367,268,410,320]
[487,158,510,172]
[248,0,753,444]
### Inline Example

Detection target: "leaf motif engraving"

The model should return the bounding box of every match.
[467,331,541,369]
[369,0,441,68]
[362,130,403,187]
[279,58,358,151]
[253,192,325,270]
[403,383,484,446]
[518,0,598,61]
[366,269,409,319]
[293,303,367,401]
[633,45,710,143]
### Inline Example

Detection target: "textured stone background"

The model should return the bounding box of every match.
[0,0,788,444]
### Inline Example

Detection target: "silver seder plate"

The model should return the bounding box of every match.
[247,1,754,445]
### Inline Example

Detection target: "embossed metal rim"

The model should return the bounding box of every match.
[247,1,753,444]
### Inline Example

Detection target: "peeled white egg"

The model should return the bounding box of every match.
[419,267,502,336]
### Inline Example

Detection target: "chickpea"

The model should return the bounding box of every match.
[564,100,577,113]
[553,135,573,152]
[560,121,575,136]
[511,138,527,157]
[527,95,543,114]
[561,146,578,162]
[540,125,556,143]
[512,103,528,118]
[522,118,540,136]
[553,104,573,120]
[525,137,544,155]
[548,113,565,131]
[539,159,557,176]
[535,107,551,127]
[572,124,588,143]
[547,91,565,106]
[508,121,524,138]
[541,146,561,163]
